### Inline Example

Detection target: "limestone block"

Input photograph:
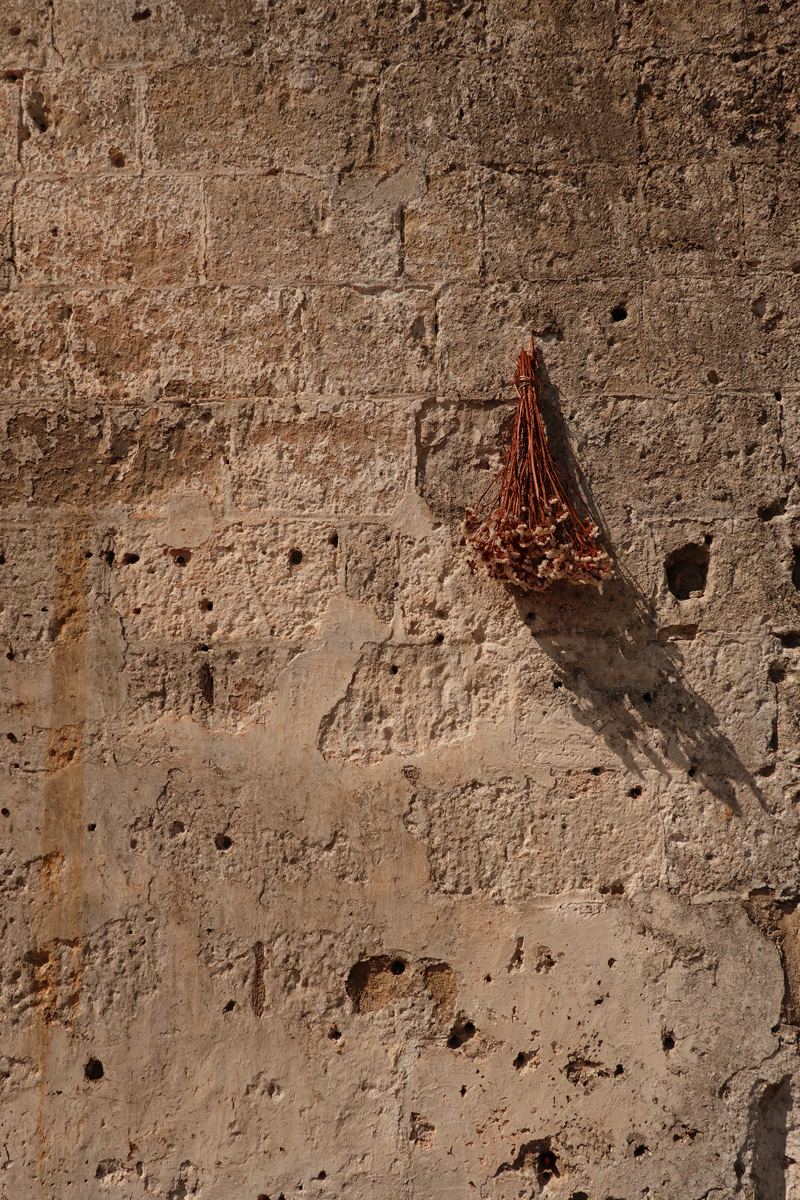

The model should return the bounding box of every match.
[641,275,800,394]
[301,286,436,396]
[66,286,303,402]
[0,403,225,506]
[53,0,263,66]
[264,0,488,62]
[380,53,641,173]
[485,0,743,54]
[0,81,20,177]
[437,281,648,399]
[632,158,744,278]
[636,50,800,163]
[15,178,204,287]
[482,164,640,284]
[206,172,401,287]
[18,70,139,173]
[0,292,71,403]
[229,401,411,517]
[0,0,51,70]
[742,161,800,273]
[143,59,378,174]
[402,171,483,284]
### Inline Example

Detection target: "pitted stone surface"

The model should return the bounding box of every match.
[2,2,800,1198]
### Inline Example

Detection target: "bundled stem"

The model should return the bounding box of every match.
[464,338,613,592]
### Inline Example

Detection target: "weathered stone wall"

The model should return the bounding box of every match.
[2,1,800,1197]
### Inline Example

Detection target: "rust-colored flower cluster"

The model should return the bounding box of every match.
[464,338,613,592]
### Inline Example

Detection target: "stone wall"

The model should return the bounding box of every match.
[2,1,800,1197]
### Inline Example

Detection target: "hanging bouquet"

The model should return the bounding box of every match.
[464,338,613,592]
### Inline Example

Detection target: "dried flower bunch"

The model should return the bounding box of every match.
[464,338,613,592]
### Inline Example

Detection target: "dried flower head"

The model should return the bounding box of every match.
[464,338,613,592]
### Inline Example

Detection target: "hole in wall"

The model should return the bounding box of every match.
[629,786,642,797]
[108,147,126,167]
[224,1000,235,1012]
[289,548,303,566]
[758,499,786,521]
[791,547,800,590]
[634,1144,648,1157]
[199,598,213,612]
[665,543,709,600]
[131,7,151,18]
[614,1063,624,1075]
[87,822,96,831]
[390,665,398,675]
[6,732,17,743]
[707,369,720,383]
[779,632,800,649]
[122,552,139,565]
[447,1019,476,1049]
[390,960,405,975]
[104,550,115,567]
[662,1031,675,1051]
[215,833,233,852]
[329,532,338,548]
[1,809,9,818]
[328,1028,341,1041]
[435,633,444,643]
[168,548,192,566]
[610,304,628,322]
[84,1058,104,1081]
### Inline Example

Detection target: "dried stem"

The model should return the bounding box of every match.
[464,338,613,592]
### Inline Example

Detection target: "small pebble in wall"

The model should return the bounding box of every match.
[464,338,613,592]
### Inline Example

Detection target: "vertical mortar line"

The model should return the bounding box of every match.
[198,174,209,285]
[134,70,147,178]
[476,164,487,285]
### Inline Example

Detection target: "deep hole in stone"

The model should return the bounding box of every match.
[289,548,303,565]
[391,665,398,675]
[0,555,4,565]
[484,974,492,983]
[634,1144,647,1157]
[87,822,96,831]
[608,957,616,967]
[707,369,720,383]
[108,147,126,167]
[688,767,696,777]
[629,786,642,797]
[513,1052,526,1069]
[447,1035,461,1049]
[460,1084,467,1096]
[6,732,16,743]
[610,304,628,322]
[704,533,713,545]
[328,1029,341,1040]
[1,809,9,818]
[199,661,214,707]
[614,1063,624,1075]
[643,691,653,703]
[665,543,709,600]
[224,1000,235,1012]
[758,498,786,521]
[199,598,213,612]
[131,7,151,18]
[122,552,139,564]
[779,632,800,649]
[390,959,405,975]
[570,1193,589,1200]
[792,547,800,590]
[591,767,602,776]
[317,1172,326,1180]
[85,1058,104,1081]
[215,833,233,851]
[104,550,115,567]
[329,532,338,547]
[662,1032,675,1051]
[435,633,444,643]
[539,1150,558,1176]
[553,679,563,689]
[464,1021,475,1035]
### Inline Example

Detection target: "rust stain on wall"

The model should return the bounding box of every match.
[33,521,89,1180]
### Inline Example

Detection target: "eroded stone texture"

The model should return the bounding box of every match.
[1,2,800,1198]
